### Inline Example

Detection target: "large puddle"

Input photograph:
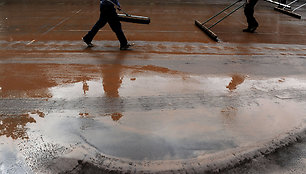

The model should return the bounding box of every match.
[0,0,306,171]
[0,63,306,161]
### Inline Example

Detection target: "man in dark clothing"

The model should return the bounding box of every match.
[82,0,132,50]
[243,0,259,33]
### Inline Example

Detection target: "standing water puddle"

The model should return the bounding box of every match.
[0,64,306,162]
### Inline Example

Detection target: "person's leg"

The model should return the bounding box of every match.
[83,5,108,44]
[107,8,128,47]
[243,0,258,32]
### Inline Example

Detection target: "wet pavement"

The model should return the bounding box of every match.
[0,0,306,173]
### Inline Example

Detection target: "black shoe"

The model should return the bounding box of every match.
[120,43,134,50]
[243,28,252,32]
[249,25,258,33]
[82,37,94,47]
[243,25,258,33]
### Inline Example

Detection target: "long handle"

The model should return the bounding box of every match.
[293,2,306,12]
[209,3,245,29]
[264,0,291,8]
[202,0,243,25]
[106,0,131,16]
[281,0,298,9]
[287,0,298,7]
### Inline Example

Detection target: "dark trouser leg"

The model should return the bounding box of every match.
[244,0,258,29]
[107,9,128,46]
[83,9,108,42]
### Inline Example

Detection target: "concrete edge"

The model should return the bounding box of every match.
[80,123,306,173]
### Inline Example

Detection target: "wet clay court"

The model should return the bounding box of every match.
[0,0,306,173]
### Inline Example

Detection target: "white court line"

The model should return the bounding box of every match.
[42,9,82,35]
[27,9,82,45]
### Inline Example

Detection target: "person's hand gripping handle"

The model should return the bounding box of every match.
[106,0,131,16]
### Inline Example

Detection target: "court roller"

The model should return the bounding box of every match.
[106,0,151,24]
[118,14,150,24]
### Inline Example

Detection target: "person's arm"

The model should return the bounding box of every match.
[106,0,121,8]
[113,0,120,7]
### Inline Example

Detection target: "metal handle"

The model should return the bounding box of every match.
[208,3,245,29]
[264,0,291,8]
[293,2,306,12]
[287,0,298,7]
[202,0,243,25]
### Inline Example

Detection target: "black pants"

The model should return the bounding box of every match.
[84,4,127,46]
[244,0,258,28]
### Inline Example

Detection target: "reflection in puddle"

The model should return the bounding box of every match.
[79,113,89,117]
[1,63,306,161]
[226,74,246,91]
[0,64,184,99]
[50,80,104,99]
[82,80,89,95]
[22,97,306,161]
[109,113,123,121]
[102,64,123,98]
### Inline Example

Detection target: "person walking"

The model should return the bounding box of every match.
[82,0,133,50]
[243,0,259,33]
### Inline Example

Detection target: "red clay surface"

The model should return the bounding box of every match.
[0,0,306,173]
[0,0,306,44]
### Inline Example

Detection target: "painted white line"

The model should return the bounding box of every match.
[42,9,82,35]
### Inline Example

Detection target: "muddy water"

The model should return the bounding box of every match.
[0,0,306,172]
[1,62,306,163]
[0,42,306,172]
